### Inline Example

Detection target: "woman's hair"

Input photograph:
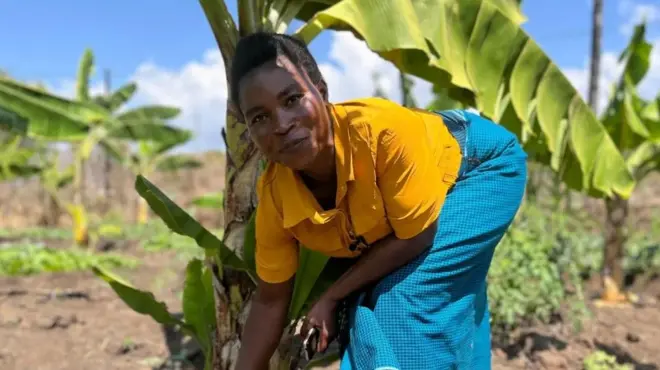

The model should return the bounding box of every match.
[230,32,326,105]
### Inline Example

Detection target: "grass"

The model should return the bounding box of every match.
[0,242,139,276]
[0,227,71,240]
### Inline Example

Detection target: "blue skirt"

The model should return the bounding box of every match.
[338,109,528,370]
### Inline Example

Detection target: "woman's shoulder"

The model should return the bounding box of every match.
[333,97,411,124]
[332,97,444,139]
[255,160,280,200]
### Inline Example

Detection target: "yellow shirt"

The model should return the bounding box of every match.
[255,97,462,283]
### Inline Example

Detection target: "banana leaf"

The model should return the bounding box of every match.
[0,106,28,134]
[93,82,138,111]
[290,0,634,198]
[0,77,102,141]
[600,22,657,151]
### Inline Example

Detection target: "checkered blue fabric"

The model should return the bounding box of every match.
[338,110,528,370]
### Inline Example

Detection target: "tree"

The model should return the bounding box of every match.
[596,21,660,302]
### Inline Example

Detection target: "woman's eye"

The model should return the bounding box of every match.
[251,114,267,125]
[285,94,303,107]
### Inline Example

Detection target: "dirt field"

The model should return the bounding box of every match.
[1,237,659,370]
[0,240,193,370]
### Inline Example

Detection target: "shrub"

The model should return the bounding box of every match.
[487,202,592,334]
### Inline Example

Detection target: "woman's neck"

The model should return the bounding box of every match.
[301,104,336,183]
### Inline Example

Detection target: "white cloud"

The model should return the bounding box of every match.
[618,1,660,36]
[318,31,434,107]
[562,38,660,115]
[129,49,228,153]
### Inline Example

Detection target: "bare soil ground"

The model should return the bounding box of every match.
[491,287,660,370]
[0,241,190,370]
[1,238,659,370]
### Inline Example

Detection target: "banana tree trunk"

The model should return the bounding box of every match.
[38,191,61,227]
[603,195,629,292]
[198,2,304,367]
[196,1,262,367]
[103,153,112,214]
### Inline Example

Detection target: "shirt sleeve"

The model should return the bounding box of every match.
[375,115,452,240]
[254,176,299,283]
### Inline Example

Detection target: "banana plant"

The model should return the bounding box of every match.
[68,49,189,245]
[0,107,38,180]
[426,85,467,112]
[94,1,640,369]
[595,21,660,300]
[0,135,42,181]
[0,50,188,246]
[120,131,202,224]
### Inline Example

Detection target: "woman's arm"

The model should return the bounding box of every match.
[302,220,437,352]
[236,277,294,370]
[325,220,436,303]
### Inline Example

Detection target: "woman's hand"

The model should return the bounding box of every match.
[302,295,338,353]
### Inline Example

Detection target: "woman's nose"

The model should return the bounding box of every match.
[273,109,296,134]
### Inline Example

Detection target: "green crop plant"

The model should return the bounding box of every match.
[0,243,138,276]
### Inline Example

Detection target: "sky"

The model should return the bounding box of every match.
[1,0,659,153]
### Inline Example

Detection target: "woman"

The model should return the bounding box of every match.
[232,32,527,370]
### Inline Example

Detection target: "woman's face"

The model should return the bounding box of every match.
[237,55,332,172]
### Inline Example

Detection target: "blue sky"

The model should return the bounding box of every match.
[2,0,659,152]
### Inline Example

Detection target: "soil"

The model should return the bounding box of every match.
[1,240,659,370]
[0,240,192,370]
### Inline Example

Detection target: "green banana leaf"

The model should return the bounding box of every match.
[76,49,95,101]
[0,77,103,141]
[290,0,634,199]
[116,105,181,122]
[600,22,657,150]
[150,129,194,155]
[93,82,138,111]
[0,135,42,180]
[0,106,28,134]
[93,265,187,326]
[134,175,251,275]
[93,258,216,366]
[626,141,660,178]
[106,121,192,143]
[182,259,216,355]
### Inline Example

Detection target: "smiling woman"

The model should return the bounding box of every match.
[231,32,528,370]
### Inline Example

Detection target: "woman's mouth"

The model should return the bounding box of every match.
[279,137,307,153]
